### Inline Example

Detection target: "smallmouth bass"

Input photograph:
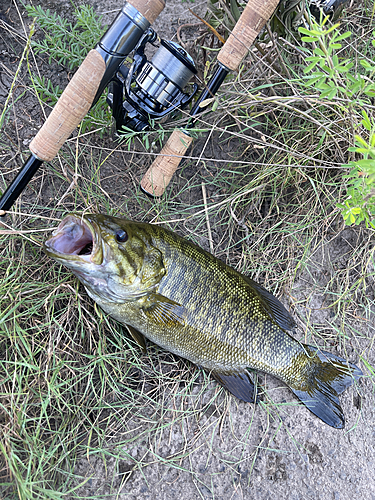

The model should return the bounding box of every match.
[44,214,362,428]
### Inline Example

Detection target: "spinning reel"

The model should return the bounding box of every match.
[309,0,349,21]
[106,29,198,132]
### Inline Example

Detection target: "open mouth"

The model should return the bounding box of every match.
[44,215,101,263]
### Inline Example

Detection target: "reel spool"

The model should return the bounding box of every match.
[107,31,198,132]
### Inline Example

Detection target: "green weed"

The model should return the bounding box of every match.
[299,16,375,227]
[26,4,111,135]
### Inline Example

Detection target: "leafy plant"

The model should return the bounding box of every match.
[299,17,375,228]
[338,111,375,228]
[26,4,111,134]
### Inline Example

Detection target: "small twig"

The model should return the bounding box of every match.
[0,20,35,129]
[0,211,61,221]
[56,178,79,206]
[229,199,250,240]
[278,36,308,56]
[265,23,292,79]
[0,217,49,246]
[188,9,225,44]
[0,228,53,235]
[176,22,203,47]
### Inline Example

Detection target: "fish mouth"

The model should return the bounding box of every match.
[44,214,103,265]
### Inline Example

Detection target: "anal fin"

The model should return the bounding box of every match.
[211,370,260,403]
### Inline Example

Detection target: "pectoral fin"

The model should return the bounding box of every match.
[141,293,186,327]
[211,370,260,403]
[125,324,147,353]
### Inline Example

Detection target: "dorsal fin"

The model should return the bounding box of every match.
[243,276,296,331]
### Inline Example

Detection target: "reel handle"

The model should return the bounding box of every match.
[141,0,280,197]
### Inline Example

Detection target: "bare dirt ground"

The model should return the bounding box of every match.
[0,0,374,499]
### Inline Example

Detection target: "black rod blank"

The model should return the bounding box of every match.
[0,154,43,215]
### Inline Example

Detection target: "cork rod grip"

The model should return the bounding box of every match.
[129,0,165,23]
[29,50,106,162]
[141,129,193,196]
[217,0,280,71]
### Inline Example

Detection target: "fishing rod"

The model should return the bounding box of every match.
[0,0,347,212]
[0,0,161,214]
[1,0,200,215]
[140,0,283,197]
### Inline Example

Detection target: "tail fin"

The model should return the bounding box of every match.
[290,346,362,429]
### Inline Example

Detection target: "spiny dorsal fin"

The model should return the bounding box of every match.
[211,370,260,403]
[125,324,147,353]
[141,293,186,327]
[243,276,296,331]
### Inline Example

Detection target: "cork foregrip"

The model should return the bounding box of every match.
[129,0,165,23]
[30,50,106,162]
[141,129,193,196]
[217,0,279,71]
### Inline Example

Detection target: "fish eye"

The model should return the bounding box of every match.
[115,229,128,243]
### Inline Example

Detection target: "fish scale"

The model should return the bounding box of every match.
[44,213,362,429]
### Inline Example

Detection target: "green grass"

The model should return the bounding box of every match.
[0,1,374,498]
